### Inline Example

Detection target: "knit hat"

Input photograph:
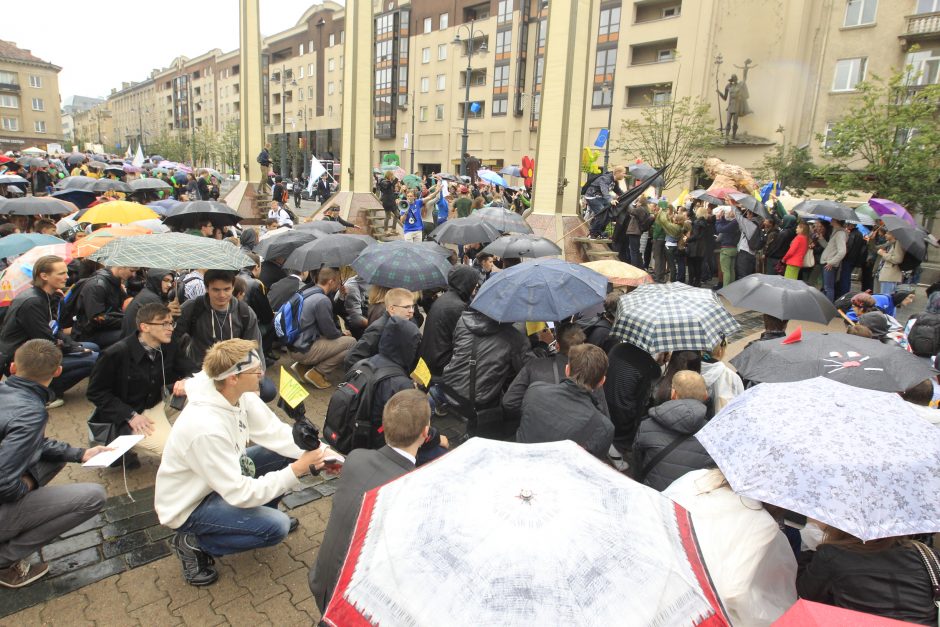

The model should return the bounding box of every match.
[857,312,889,340]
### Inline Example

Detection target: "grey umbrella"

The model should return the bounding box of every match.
[0,175,29,185]
[26,158,48,168]
[880,214,928,261]
[295,220,347,235]
[430,216,502,245]
[351,240,452,290]
[0,196,74,216]
[56,175,98,192]
[66,154,85,166]
[129,177,172,191]
[284,234,376,270]
[481,234,562,259]
[92,178,133,194]
[718,275,837,325]
[793,199,858,223]
[254,230,319,260]
[728,193,769,219]
[628,163,664,187]
[474,205,533,234]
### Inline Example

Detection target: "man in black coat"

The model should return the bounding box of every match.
[576,293,619,353]
[419,265,479,379]
[74,266,136,349]
[309,389,426,611]
[343,288,419,373]
[122,269,175,338]
[259,257,287,291]
[604,341,661,451]
[516,344,614,460]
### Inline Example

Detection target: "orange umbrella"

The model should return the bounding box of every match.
[75,226,152,258]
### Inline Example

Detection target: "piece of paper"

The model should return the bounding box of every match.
[279,366,310,408]
[83,435,145,467]
[411,358,431,388]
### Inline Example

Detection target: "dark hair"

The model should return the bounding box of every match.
[763,314,788,333]
[654,351,702,404]
[245,252,260,267]
[604,292,620,318]
[902,379,933,406]
[203,269,236,286]
[0,223,18,237]
[196,219,212,228]
[232,276,248,299]
[557,326,586,355]
[137,303,171,327]
[568,344,608,389]
[32,219,56,233]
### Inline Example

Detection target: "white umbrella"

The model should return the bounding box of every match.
[323,438,730,626]
[696,377,940,542]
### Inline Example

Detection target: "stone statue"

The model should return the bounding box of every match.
[703,157,758,193]
[716,59,755,139]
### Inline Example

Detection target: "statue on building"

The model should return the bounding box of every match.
[716,59,755,140]
[703,157,758,194]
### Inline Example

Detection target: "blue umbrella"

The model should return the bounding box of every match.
[51,188,98,210]
[0,233,63,259]
[476,169,508,187]
[147,199,180,216]
[470,258,607,322]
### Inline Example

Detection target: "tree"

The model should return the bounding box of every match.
[757,144,815,195]
[616,96,721,189]
[816,68,940,222]
[147,130,188,163]
[219,121,240,175]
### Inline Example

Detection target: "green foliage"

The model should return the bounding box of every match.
[147,130,188,163]
[757,144,815,195]
[616,96,721,189]
[816,69,940,221]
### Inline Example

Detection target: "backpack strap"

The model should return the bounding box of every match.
[635,433,692,484]
[910,540,940,625]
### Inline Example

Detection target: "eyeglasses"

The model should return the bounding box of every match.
[144,320,176,329]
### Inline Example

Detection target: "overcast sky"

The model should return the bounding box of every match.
[12,0,337,103]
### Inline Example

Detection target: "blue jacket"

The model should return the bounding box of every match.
[715,217,740,248]
[401,198,424,233]
[0,376,84,503]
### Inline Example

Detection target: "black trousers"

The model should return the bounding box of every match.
[735,250,756,280]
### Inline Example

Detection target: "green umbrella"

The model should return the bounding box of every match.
[402,174,423,188]
[351,240,451,290]
[89,233,254,270]
[854,203,879,226]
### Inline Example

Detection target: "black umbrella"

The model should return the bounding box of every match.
[419,241,454,258]
[129,178,172,191]
[351,240,452,290]
[92,178,133,193]
[793,199,858,223]
[254,230,319,260]
[880,214,928,261]
[51,188,97,209]
[56,175,98,192]
[481,234,562,259]
[730,331,937,392]
[474,206,532,234]
[284,234,376,270]
[0,196,74,216]
[430,216,502,245]
[294,220,347,235]
[438,172,459,181]
[0,175,29,185]
[164,200,241,228]
[610,165,670,242]
[628,163,664,188]
[729,193,769,219]
[718,275,837,325]
[65,154,85,166]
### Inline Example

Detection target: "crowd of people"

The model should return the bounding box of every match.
[0,148,937,626]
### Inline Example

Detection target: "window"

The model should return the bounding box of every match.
[422,48,430,63]
[419,106,428,121]
[906,49,940,85]
[299,43,305,56]
[823,122,838,150]
[832,57,867,91]
[328,81,335,95]
[460,102,485,118]
[329,58,335,72]
[498,0,513,23]
[28,75,41,88]
[595,48,617,80]
[658,48,675,62]
[435,104,444,120]
[309,63,314,76]
[299,89,304,101]
[0,71,16,85]
[916,0,939,13]
[299,66,305,79]
[534,57,544,85]
[1,117,17,131]
[340,55,344,69]
[308,86,314,98]
[662,5,680,18]
[424,17,432,33]
[399,66,408,88]
[652,88,672,104]
[329,33,335,47]
[494,65,510,88]
[376,69,392,90]
[592,84,612,107]
[492,97,508,115]
[844,0,877,27]
[421,77,430,92]
[537,18,547,48]
[400,38,409,57]
[310,39,314,53]
[0,95,18,108]
[376,14,394,36]
[438,44,447,60]
[599,7,621,36]
[377,40,393,61]
[31,98,44,111]
[496,30,512,55]
[437,74,446,90]
[440,13,449,29]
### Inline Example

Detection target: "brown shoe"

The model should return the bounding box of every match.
[303,368,331,389]
[0,560,49,588]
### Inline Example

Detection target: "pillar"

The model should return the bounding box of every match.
[239,0,264,186]
[340,0,374,193]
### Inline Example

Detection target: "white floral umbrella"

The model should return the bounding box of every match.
[323,438,730,627]
[696,377,940,542]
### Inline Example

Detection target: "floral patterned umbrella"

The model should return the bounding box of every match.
[0,243,74,306]
[696,376,940,541]
[351,240,451,290]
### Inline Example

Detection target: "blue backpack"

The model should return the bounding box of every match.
[273,285,321,349]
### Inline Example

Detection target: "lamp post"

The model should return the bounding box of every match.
[452,20,488,177]
[278,64,290,177]
[398,91,415,172]
[602,81,613,170]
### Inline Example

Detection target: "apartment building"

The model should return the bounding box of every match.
[71,103,113,150]
[0,40,63,152]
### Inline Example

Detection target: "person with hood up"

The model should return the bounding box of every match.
[632,371,715,491]
[343,288,418,373]
[418,265,479,379]
[121,269,177,338]
[576,292,619,352]
[239,227,258,254]
[699,338,744,414]
[764,214,797,275]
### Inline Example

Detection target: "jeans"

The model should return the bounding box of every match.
[837,263,854,299]
[823,266,839,301]
[664,246,677,282]
[642,233,653,269]
[879,280,897,295]
[50,342,99,398]
[719,248,737,287]
[82,328,122,350]
[178,445,294,557]
[860,261,875,293]
[626,234,643,269]
[587,198,610,237]
[676,253,687,284]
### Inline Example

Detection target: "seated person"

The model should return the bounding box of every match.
[343,287,418,373]
[74,265,135,349]
[155,339,331,586]
[0,339,108,588]
[121,269,178,338]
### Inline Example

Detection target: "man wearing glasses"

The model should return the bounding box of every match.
[343,287,417,372]
[86,304,198,461]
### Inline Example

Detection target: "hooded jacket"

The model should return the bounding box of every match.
[172,295,262,369]
[604,342,661,445]
[239,227,258,253]
[75,268,126,337]
[766,217,797,260]
[517,379,614,460]
[419,265,479,377]
[0,286,80,364]
[154,372,305,530]
[633,399,714,491]
[365,316,422,430]
[440,310,532,408]
[121,269,171,338]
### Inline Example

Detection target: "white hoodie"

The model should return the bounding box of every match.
[155,372,305,529]
[700,360,744,413]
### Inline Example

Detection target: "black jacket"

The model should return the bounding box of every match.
[0,376,85,503]
[576,314,615,352]
[0,286,80,365]
[517,379,614,460]
[365,317,421,430]
[604,342,660,444]
[686,218,710,258]
[75,269,125,337]
[419,265,479,378]
[172,295,261,368]
[766,226,796,260]
[797,543,939,625]
[268,275,304,312]
[86,335,197,429]
[237,271,273,325]
[259,259,287,290]
[633,399,714,491]
[377,178,397,208]
[502,353,609,420]
[343,312,421,374]
[121,269,171,338]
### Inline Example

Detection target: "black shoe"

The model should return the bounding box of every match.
[288,516,299,534]
[265,356,277,368]
[171,533,218,586]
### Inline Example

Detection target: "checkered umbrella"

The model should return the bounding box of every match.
[612,282,740,354]
[89,233,254,270]
[351,240,451,290]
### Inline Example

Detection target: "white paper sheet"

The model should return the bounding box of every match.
[82,435,145,467]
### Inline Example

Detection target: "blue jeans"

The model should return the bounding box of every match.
[837,263,854,299]
[178,445,294,556]
[879,281,897,295]
[823,266,839,301]
[626,234,643,269]
[50,342,99,398]
[587,198,610,237]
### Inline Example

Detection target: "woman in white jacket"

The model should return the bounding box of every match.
[700,338,744,414]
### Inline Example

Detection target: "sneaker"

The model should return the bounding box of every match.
[45,399,64,410]
[0,560,49,588]
[171,533,218,587]
[303,368,331,390]
[289,361,309,381]
[288,516,299,534]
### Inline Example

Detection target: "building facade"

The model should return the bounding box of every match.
[71,103,113,152]
[61,95,105,144]
[0,40,63,152]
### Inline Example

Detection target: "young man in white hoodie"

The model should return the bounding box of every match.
[155,339,331,586]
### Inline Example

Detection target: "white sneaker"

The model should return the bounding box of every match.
[45,399,65,409]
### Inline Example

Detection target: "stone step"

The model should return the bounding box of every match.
[572,236,612,245]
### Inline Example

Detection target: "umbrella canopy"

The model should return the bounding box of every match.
[21,147,45,156]
[718,275,837,325]
[419,240,454,257]
[727,192,769,219]
[438,172,458,181]
[129,177,172,191]
[499,165,522,177]
[707,187,739,200]
[853,203,879,226]
[696,193,724,206]
[471,258,607,322]
[80,201,158,225]
[50,188,97,210]
[164,200,240,228]
[294,220,347,235]
[476,168,508,187]
[0,175,29,185]
[628,163,665,188]
[75,225,153,258]
[284,234,375,270]
[581,260,653,287]
[323,438,730,627]
[729,331,936,392]
[147,199,181,216]
[254,230,319,260]
[612,282,741,354]
[131,219,170,233]
[0,196,75,216]
[481,234,562,259]
[868,198,916,226]
[430,216,502,245]
[91,178,133,194]
[697,376,940,541]
[880,214,927,260]
[55,175,98,192]
[26,158,48,168]
[0,233,64,259]
[402,174,422,188]
[89,232,254,270]
[65,154,85,166]
[474,205,533,234]
[773,599,913,626]
[0,243,74,306]
[792,199,858,223]
[351,240,452,290]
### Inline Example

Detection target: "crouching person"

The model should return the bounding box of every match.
[0,339,108,588]
[155,339,331,586]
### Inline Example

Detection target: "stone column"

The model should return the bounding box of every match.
[340,0,374,194]
[238,0,264,187]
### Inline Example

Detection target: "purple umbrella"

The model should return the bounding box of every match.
[868,198,916,226]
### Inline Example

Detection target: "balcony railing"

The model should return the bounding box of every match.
[901,12,940,46]
[0,82,20,92]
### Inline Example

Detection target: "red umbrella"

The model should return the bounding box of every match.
[772,600,917,626]
[0,155,13,164]
[709,187,739,200]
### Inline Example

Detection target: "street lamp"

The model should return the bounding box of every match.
[398,92,415,172]
[279,64,289,177]
[602,80,613,169]
[452,20,488,177]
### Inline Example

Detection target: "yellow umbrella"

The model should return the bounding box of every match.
[581,260,653,287]
[80,201,159,225]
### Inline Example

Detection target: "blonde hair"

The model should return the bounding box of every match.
[203,339,259,380]
[386,287,413,306]
[368,285,389,305]
[611,165,627,176]
[671,371,708,402]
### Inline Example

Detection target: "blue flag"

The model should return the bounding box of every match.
[594,129,610,148]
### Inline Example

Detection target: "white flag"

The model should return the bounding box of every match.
[307,156,327,195]
[124,144,132,159]
[133,145,144,168]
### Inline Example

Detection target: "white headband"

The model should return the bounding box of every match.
[212,349,263,380]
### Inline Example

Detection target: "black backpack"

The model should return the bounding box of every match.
[322,360,403,454]
[580,170,606,196]
[908,313,940,357]
[59,275,105,332]
[745,217,766,252]
[900,250,922,273]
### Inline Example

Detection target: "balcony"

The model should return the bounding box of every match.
[0,82,19,92]
[900,12,940,48]
[630,38,678,66]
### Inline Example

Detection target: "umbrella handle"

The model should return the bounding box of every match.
[836,308,856,326]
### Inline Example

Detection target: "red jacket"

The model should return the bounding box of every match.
[783,233,809,267]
